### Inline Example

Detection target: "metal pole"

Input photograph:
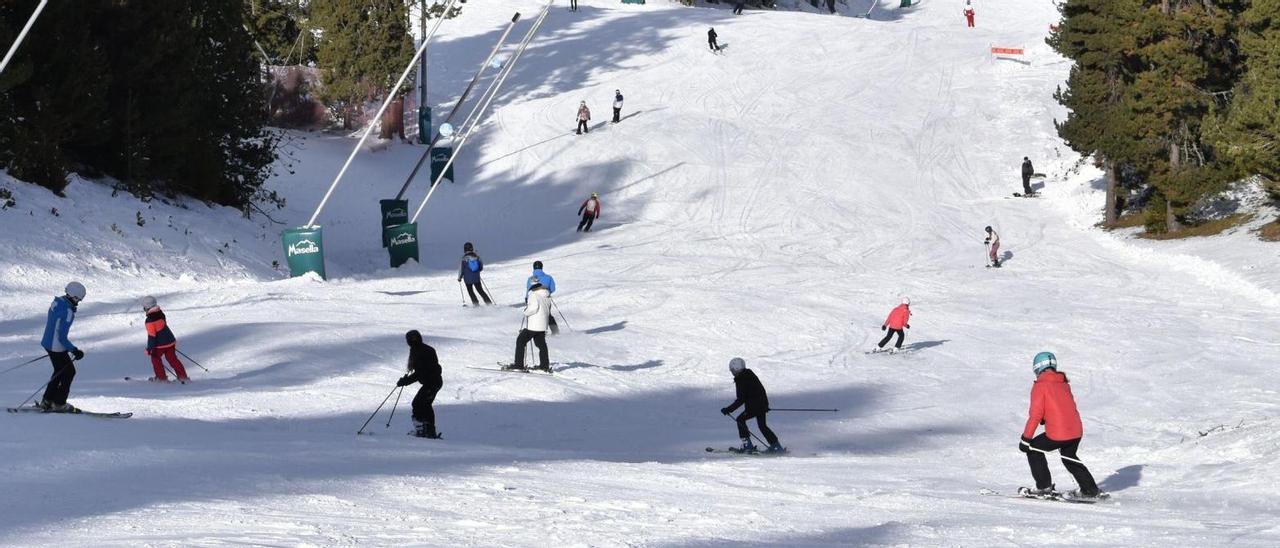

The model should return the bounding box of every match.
[549,297,572,332]
[769,408,839,412]
[176,349,211,372]
[357,385,400,435]
[305,0,459,227]
[385,386,405,428]
[0,0,49,75]
[418,0,429,144]
[1021,440,1087,466]
[0,354,48,376]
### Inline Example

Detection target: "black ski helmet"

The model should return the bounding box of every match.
[533,260,543,270]
[463,242,474,252]
[985,225,993,233]
[405,330,423,346]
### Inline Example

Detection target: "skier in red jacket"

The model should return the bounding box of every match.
[1019,352,1103,500]
[577,192,601,232]
[873,297,911,353]
[964,1,975,27]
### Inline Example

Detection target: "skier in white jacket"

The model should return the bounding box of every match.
[513,278,553,371]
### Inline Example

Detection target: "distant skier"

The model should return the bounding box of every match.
[526,260,560,335]
[458,242,493,306]
[708,28,720,52]
[576,101,591,135]
[720,358,784,453]
[733,1,745,15]
[1021,157,1035,196]
[612,90,624,123]
[397,330,443,438]
[39,282,86,412]
[985,226,1001,268]
[1019,352,1104,500]
[826,0,836,13]
[513,277,553,371]
[142,295,190,382]
[577,192,601,232]
[875,297,911,353]
[964,1,975,27]
[569,0,578,11]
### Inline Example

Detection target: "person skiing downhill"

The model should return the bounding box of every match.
[720,358,784,453]
[141,295,190,382]
[576,101,591,135]
[1021,157,1035,196]
[733,1,745,15]
[526,261,560,335]
[985,226,1001,268]
[964,1,975,27]
[612,90,624,123]
[875,297,911,353]
[577,192,601,232]
[513,278,553,371]
[708,27,720,52]
[39,282,86,412]
[397,330,443,438]
[1019,352,1104,500]
[458,242,493,306]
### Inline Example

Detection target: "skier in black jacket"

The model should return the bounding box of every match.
[720,357,783,452]
[397,330,443,438]
[1021,157,1035,195]
[708,28,720,52]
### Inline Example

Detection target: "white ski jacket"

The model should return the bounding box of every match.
[524,287,553,332]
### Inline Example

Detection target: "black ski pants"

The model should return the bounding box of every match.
[612,107,621,123]
[709,39,719,52]
[570,0,578,10]
[878,328,905,349]
[1022,175,1033,195]
[465,281,492,305]
[577,214,596,232]
[413,384,440,435]
[43,351,76,405]
[515,329,549,369]
[736,409,779,446]
[733,2,744,15]
[1025,434,1100,495]
[577,120,589,134]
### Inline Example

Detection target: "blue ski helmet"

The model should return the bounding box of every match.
[1032,352,1057,375]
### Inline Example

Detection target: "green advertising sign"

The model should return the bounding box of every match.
[282,226,326,279]
[380,199,409,248]
[430,146,455,185]
[384,222,420,268]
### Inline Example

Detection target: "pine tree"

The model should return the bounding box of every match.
[311,0,414,128]
[1210,0,1280,183]
[245,0,315,65]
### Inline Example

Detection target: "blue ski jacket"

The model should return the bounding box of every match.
[526,269,556,295]
[41,296,78,353]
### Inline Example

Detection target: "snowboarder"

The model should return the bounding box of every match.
[576,101,591,135]
[1021,157,1035,196]
[720,358,783,453]
[39,282,85,412]
[142,295,190,382]
[964,1,975,27]
[708,28,720,52]
[458,242,493,306]
[875,297,911,353]
[1019,352,1103,500]
[612,90,624,123]
[733,1,745,15]
[577,192,601,232]
[397,330,443,438]
[513,278,553,371]
[526,260,560,335]
[985,226,1001,268]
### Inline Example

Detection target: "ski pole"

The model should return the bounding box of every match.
[549,297,573,332]
[0,354,48,376]
[481,279,494,305]
[458,279,469,306]
[1021,440,1087,465]
[723,413,768,447]
[770,408,838,412]
[357,385,400,435]
[385,386,405,428]
[175,349,210,372]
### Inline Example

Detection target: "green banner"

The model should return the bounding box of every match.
[380,199,409,248]
[384,223,420,268]
[418,107,431,145]
[281,226,326,279]
[431,146,455,185]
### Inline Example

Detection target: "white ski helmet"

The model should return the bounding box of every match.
[901,297,910,305]
[141,295,158,310]
[729,357,746,375]
[64,281,86,302]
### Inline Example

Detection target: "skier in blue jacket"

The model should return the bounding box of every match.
[525,260,559,335]
[39,282,86,412]
[457,242,493,306]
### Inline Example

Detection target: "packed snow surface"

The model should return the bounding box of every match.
[2,0,1278,545]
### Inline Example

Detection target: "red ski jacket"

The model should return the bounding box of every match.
[883,304,910,330]
[578,198,601,217]
[1022,370,1084,441]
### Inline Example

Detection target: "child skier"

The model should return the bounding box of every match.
[708,28,720,52]
[612,90,624,123]
[38,281,86,411]
[458,242,493,306]
[985,226,1001,268]
[397,330,443,438]
[720,358,783,453]
[577,192,601,232]
[513,278,553,371]
[875,297,911,353]
[1019,352,1104,500]
[142,295,190,382]
[526,261,559,335]
[576,101,591,135]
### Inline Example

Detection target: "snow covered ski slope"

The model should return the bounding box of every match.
[2,0,1279,545]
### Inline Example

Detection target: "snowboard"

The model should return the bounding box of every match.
[705,446,787,456]
[7,406,132,419]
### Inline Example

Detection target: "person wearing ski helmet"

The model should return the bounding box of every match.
[720,358,783,453]
[875,297,912,353]
[612,90,624,123]
[576,101,591,135]
[577,192,601,233]
[1019,352,1103,499]
[458,242,493,306]
[513,277,553,371]
[525,261,559,335]
[142,295,190,382]
[708,28,720,52]
[38,282,86,411]
[397,330,443,438]
[984,226,1001,268]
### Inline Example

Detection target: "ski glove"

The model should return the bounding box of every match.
[72,349,84,361]
[396,375,413,387]
[984,239,990,245]
[145,348,152,356]
[720,407,732,416]
[881,325,887,331]
[905,324,911,329]
[1019,436,1032,453]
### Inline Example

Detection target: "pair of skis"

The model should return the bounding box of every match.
[979,487,1110,504]
[6,406,131,419]
[705,446,788,456]
[468,363,557,374]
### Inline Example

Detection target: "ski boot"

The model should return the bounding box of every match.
[888,347,899,355]
[765,442,786,454]
[534,364,552,372]
[148,376,171,383]
[412,420,441,439]
[730,439,757,454]
[1064,489,1109,502]
[47,402,79,413]
[35,399,52,411]
[1018,484,1058,499]
[502,363,527,372]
